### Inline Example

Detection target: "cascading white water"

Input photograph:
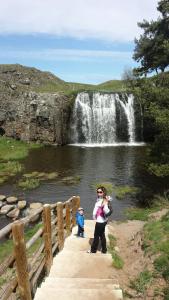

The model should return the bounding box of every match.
[116,93,135,143]
[70,92,136,144]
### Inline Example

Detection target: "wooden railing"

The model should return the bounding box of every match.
[0,196,80,300]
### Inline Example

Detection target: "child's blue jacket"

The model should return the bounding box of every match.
[76,212,84,227]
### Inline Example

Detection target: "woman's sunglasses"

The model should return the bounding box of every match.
[97,191,103,194]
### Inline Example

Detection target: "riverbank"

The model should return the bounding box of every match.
[109,206,169,299]
[0,137,42,184]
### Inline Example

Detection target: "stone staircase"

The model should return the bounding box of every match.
[34,220,123,300]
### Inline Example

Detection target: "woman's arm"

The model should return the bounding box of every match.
[93,202,99,220]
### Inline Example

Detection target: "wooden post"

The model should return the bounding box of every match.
[72,196,79,227]
[56,202,64,250]
[76,196,80,210]
[65,200,71,237]
[12,221,32,300]
[43,204,53,275]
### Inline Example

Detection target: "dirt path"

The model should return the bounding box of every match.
[109,208,169,299]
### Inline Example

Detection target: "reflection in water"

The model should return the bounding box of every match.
[0,145,167,228]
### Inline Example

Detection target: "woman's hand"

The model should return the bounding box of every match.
[102,198,108,206]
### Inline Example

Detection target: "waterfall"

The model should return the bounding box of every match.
[70,92,136,145]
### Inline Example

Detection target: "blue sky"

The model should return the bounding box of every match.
[0,0,159,84]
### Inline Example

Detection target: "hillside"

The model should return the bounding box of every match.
[0,64,124,94]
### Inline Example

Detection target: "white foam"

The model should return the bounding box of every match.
[68,142,145,148]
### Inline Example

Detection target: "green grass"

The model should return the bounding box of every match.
[125,207,158,221]
[163,287,169,300]
[113,185,140,199]
[25,223,43,256]
[154,255,169,272]
[0,161,23,184]
[0,239,14,262]
[23,171,58,180]
[97,79,125,92]
[18,171,59,190]
[34,79,125,94]
[143,212,169,254]
[18,178,40,190]
[0,137,41,161]
[61,175,81,185]
[130,270,153,293]
[0,137,42,184]
[108,234,124,269]
[0,223,43,264]
[125,195,169,221]
[142,211,169,285]
[111,251,124,269]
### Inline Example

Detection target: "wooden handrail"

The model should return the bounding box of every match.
[0,195,80,299]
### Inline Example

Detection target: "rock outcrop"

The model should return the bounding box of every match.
[0,64,72,145]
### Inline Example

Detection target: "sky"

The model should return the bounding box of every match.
[0,0,159,84]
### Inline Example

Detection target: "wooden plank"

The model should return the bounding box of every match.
[29,243,45,280]
[26,228,43,250]
[0,207,43,239]
[42,205,53,275]
[65,200,71,237]
[0,277,18,300]
[29,254,45,280]
[12,221,32,300]
[30,257,45,296]
[52,241,59,254]
[0,254,15,276]
[71,197,78,227]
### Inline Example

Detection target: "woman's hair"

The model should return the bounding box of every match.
[97,186,107,198]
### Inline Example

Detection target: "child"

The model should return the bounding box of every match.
[76,207,85,238]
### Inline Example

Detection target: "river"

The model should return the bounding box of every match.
[0,144,168,229]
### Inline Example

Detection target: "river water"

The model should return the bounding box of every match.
[0,144,168,229]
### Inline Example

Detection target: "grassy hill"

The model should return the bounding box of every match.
[0,64,124,95]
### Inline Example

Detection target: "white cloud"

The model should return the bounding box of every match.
[0,48,133,62]
[0,0,159,41]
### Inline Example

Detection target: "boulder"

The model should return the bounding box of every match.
[7,208,20,219]
[18,200,27,210]
[0,195,6,201]
[30,202,43,210]
[0,205,15,214]
[27,202,43,222]
[27,209,41,223]
[0,201,3,208]
[6,196,18,204]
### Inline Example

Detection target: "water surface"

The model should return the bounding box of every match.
[0,145,167,228]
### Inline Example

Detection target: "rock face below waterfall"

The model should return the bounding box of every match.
[0,65,71,144]
[0,65,143,145]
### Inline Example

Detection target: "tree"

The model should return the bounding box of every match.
[133,0,169,75]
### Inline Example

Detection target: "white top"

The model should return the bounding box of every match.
[93,198,110,223]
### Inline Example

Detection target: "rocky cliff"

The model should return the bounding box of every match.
[0,64,72,144]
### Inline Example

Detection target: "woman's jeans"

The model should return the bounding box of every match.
[91,222,107,253]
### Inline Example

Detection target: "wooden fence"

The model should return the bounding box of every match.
[0,196,80,300]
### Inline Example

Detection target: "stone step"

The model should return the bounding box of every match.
[41,277,119,289]
[34,287,123,300]
[49,252,115,279]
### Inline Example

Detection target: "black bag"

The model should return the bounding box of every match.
[105,201,113,217]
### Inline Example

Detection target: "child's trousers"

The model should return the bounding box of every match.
[77,225,84,237]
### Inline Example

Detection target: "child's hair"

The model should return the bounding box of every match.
[96,186,107,198]
[78,207,84,211]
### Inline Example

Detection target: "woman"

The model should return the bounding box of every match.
[88,186,110,254]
